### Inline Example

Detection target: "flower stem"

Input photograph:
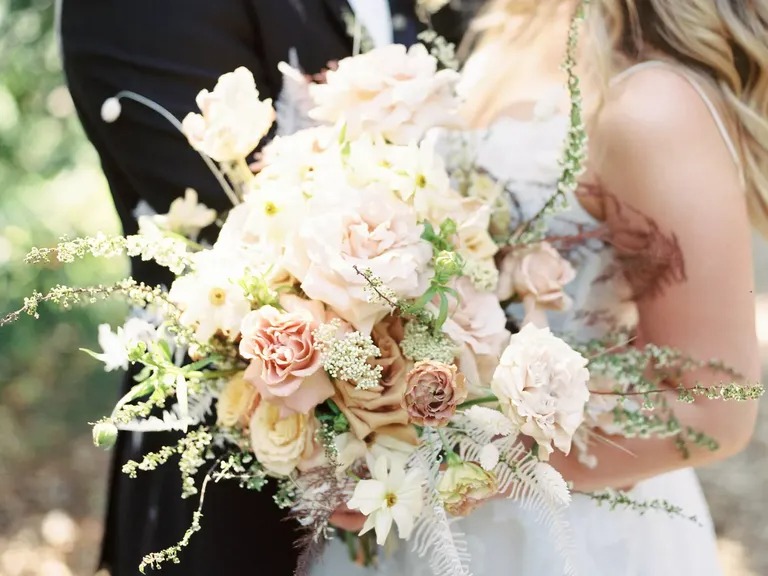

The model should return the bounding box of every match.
[458,395,498,409]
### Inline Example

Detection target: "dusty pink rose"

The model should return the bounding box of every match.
[404,361,467,427]
[497,242,576,310]
[240,294,334,414]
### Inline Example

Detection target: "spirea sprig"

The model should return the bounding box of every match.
[26,231,193,275]
[313,319,383,389]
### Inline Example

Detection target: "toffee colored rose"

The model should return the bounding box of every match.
[403,361,467,427]
[333,318,412,440]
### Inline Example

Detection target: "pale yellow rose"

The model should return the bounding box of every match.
[216,373,259,428]
[438,460,498,517]
[249,401,317,476]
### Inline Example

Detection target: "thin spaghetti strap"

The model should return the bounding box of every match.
[611,61,743,179]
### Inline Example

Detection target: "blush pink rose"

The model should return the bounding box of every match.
[497,242,576,309]
[240,294,334,414]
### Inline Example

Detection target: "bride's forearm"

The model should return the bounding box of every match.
[549,395,759,493]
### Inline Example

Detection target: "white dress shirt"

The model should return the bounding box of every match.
[347,0,393,47]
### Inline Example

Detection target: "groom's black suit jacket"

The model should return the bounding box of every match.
[60,1,480,575]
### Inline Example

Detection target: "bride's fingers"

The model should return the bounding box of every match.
[328,510,366,532]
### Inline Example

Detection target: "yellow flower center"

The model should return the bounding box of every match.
[416,174,427,188]
[264,201,279,216]
[385,492,398,507]
[208,287,227,306]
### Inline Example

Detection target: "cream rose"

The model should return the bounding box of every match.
[309,44,461,145]
[216,373,259,428]
[496,242,576,309]
[334,318,412,440]
[249,400,317,476]
[491,324,590,459]
[403,361,467,427]
[240,295,334,414]
[181,67,275,162]
[284,188,434,334]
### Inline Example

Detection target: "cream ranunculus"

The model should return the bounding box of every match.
[439,277,510,392]
[496,242,576,309]
[437,459,498,517]
[283,188,434,334]
[181,67,275,162]
[216,373,259,428]
[491,324,590,459]
[249,400,318,477]
[309,44,461,145]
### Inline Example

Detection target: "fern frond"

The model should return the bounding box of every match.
[409,429,473,576]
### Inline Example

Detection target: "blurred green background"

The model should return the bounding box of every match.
[0,1,766,575]
[1,1,123,574]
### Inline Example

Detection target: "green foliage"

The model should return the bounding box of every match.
[0,0,126,462]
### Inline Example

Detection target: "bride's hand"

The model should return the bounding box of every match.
[329,504,366,532]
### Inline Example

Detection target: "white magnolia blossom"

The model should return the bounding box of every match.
[168,251,251,342]
[150,188,217,238]
[92,318,157,372]
[348,456,424,545]
[309,44,461,145]
[181,67,275,162]
[491,324,590,459]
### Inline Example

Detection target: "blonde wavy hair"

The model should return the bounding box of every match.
[463,0,768,236]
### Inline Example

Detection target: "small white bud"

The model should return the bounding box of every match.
[92,421,119,449]
[100,97,122,123]
[479,443,500,471]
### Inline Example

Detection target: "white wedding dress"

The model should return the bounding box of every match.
[312,61,730,576]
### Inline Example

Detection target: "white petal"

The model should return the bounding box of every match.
[479,443,500,471]
[391,503,416,540]
[374,507,393,546]
[347,480,386,515]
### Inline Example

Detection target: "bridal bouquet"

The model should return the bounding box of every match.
[3,6,761,576]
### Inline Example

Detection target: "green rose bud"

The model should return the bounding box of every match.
[434,250,464,282]
[92,421,119,449]
[437,459,498,517]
